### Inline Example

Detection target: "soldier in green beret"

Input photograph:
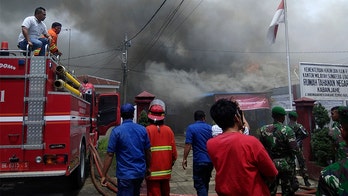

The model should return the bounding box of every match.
[317,106,348,195]
[288,111,311,187]
[258,106,300,196]
[329,106,344,162]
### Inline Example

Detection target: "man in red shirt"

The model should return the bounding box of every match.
[207,99,278,195]
[146,99,177,196]
[81,79,95,94]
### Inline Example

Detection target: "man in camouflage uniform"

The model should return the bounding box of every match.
[288,111,311,187]
[317,106,348,195]
[259,106,300,196]
[329,106,348,163]
[329,106,344,162]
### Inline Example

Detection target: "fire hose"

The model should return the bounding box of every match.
[88,139,118,195]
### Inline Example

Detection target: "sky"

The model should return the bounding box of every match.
[1,0,348,109]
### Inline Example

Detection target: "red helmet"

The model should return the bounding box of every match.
[148,104,165,121]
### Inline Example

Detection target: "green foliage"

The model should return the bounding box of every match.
[97,137,116,170]
[311,103,334,167]
[312,103,330,129]
[98,137,109,152]
[138,110,150,127]
[311,127,334,166]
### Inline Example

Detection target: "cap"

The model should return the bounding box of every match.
[272,106,286,116]
[121,103,134,113]
[148,105,165,121]
[288,111,298,118]
[338,106,348,123]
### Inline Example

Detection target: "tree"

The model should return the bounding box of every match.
[138,110,150,127]
[311,103,334,166]
[312,103,330,129]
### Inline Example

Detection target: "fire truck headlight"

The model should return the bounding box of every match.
[36,156,42,163]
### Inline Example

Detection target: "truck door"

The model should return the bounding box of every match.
[96,93,120,135]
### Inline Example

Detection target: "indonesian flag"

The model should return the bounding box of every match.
[267,0,285,44]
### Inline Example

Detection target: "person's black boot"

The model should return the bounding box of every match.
[304,178,311,187]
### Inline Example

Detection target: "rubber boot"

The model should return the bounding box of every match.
[304,177,311,187]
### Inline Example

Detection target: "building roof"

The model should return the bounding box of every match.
[136,91,155,98]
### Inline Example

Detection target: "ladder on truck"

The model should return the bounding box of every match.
[23,56,47,150]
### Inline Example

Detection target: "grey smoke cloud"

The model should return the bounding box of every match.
[1,0,347,106]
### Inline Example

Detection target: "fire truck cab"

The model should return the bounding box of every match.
[0,43,120,188]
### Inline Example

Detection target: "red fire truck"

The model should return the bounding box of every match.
[0,43,120,188]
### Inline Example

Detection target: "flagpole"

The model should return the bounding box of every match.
[284,0,293,110]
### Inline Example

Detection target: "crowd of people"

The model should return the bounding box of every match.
[99,97,348,196]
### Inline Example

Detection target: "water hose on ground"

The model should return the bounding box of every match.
[89,138,117,187]
[90,153,109,196]
[88,139,118,194]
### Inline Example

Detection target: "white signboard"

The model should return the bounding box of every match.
[299,62,348,100]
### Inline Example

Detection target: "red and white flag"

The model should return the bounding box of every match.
[267,0,285,44]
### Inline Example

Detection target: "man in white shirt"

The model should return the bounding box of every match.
[212,124,249,137]
[18,7,52,56]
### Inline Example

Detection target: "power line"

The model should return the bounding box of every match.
[129,0,186,70]
[127,0,168,42]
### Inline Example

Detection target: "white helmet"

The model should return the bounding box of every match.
[148,99,166,121]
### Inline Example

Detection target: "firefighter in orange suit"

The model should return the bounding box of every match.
[146,99,177,196]
[34,22,62,56]
[47,22,62,56]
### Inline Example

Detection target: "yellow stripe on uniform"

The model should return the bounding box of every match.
[150,146,172,152]
[33,48,40,56]
[150,170,172,177]
[50,44,57,51]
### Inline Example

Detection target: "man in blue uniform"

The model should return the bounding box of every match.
[182,110,213,196]
[101,103,151,196]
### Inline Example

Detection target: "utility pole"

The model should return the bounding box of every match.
[121,34,131,104]
[63,28,71,69]
[68,28,71,70]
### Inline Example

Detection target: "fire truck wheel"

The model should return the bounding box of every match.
[71,143,87,189]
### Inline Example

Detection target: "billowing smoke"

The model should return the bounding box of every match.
[1,0,347,130]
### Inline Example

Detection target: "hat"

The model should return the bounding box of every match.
[121,103,135,113]
[338,106,348,123]
[148,105,165,121]
[272,106,286,116]
[288,111,298,118]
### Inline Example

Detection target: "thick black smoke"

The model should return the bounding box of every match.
[1,0,347,131]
